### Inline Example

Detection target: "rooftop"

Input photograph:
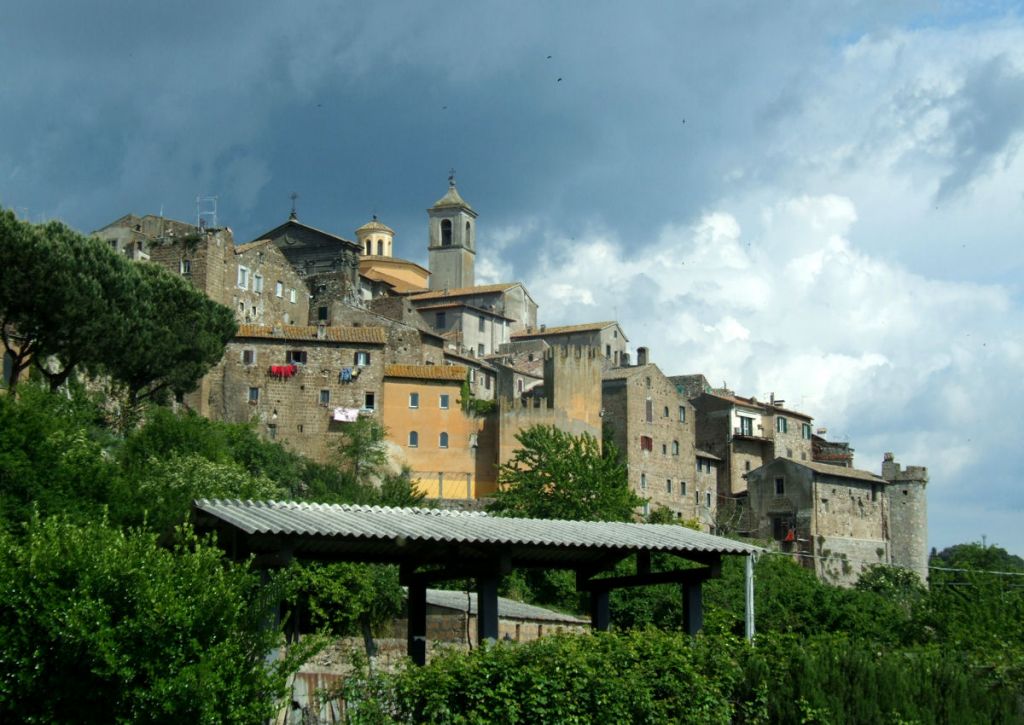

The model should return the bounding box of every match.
[409,282,519,302]
[235,324,387,344]
[430,183,475,213]
[384,364,468,382]
[512,321,621,339]
[192,500,762,569]
[422,589,587,624]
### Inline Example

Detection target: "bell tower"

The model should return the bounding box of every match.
[427,171,476,290]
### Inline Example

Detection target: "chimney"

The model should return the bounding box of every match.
[637,346,649,366]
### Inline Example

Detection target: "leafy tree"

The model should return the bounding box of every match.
[489,425,643,522]
[103,261,236,407]
[0,517,312,724]
[0,212,134,392]
[335,415,389,482]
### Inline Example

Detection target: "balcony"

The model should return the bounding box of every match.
[732,427,770,443]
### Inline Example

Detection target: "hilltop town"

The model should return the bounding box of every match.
[92,178,928,586]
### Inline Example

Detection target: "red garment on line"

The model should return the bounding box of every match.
[269,365,298,379]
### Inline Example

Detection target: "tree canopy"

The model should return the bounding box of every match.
[0,209,235,403]
[489,424,643,522]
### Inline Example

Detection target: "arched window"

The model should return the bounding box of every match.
[408,431,419,447]
[441,219,452,246]
[377,239,383,255]
[439,432,449,448]
[364,240,371,255]
[465,221,472,246]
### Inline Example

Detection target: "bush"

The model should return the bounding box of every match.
[0,517,307,724]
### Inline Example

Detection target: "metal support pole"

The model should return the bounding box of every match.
[589,590,610,631]
[408,582,427,666]
[682,582,703,636]
[744,554,756,643]
[476,575,500,645]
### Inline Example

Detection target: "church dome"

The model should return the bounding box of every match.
[355,217,394,234]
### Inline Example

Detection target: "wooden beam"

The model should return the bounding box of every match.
[578,566,714,592]
[400,556,512,586]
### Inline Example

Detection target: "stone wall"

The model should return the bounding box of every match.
[217,331,386,463]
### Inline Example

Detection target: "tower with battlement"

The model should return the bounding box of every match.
[882,452,929,584]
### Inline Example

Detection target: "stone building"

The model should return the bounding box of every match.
[690,390,814,498]
[511,321,629,368]
[601,353,708,525]
[216,324,388,462]
[409,282,538,337]
[746,454,928,586]
[381,364,497,499]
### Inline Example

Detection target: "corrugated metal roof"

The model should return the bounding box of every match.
[193,500,762,559]
[384,364,467,381]
[422,589,588,624]
[235,324,387,344]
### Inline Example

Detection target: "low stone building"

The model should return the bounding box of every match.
[214,324,388,462]
[746,456,927,586]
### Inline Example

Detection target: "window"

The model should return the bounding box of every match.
[745,460,751,472]
[287,350,307,365]
[478,343,485,357]
[363,392,375,411]
[289,288,297,304]
[439,432,449,448]
[377,239,384,255]
[436,312,446,328]
[248,386,259,404]
[516,379,523,394]
[663,406,669,418]
[738,416,754,436]
[441,219,452,246]
[408,431,419,447]
[666,479,673,494]
[179,259,191,275]
[319,389,330,405]
[440,394,450,409]
[409,392,419,409]
[776,416,788,433]
[241,349,255,365]
[484,375,491,390]
[774,477,785,495]
[678,406,686,423]
[672,440,679,455]
[275,281,283,297]
[318,306,329,321]
[478,316,486,333]
[253,274,264,293]
[802,422,812,440]
[237,266,249,289]
[645,399,653,422]
[661,443,667,455]
[354,351,371,366]
[640,473,647,490]
[640,435,653,452]
[706,491,713,508]
[469,369,476,383]
[605,344,611,357]
[681,481,687,495]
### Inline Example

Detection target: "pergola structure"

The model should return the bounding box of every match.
[193,499,761,665]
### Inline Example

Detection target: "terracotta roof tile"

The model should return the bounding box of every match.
[361,269,426,293]
[235,324,386,344]
[787,459,885,483]
[384,364,468,381]
[512,321,619,339]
